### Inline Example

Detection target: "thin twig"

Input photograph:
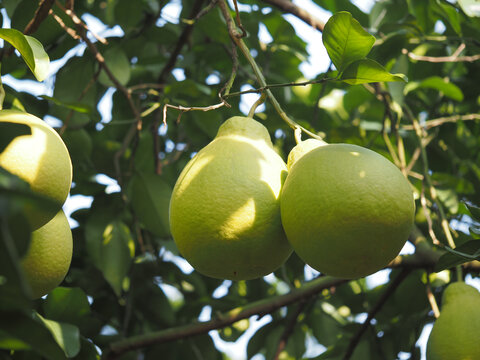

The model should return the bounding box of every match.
[260,0,325,32]
[273,300,308,360]
[58,3,141,185]
[49,10,81,40]
[223,78,332,98]
[403,46,480,63]
[157,0,205,84]
[162,102,226,126]
[402,113,480,130]
[56,1,107,44]
[342,270,411,360]
[426,273,440,319]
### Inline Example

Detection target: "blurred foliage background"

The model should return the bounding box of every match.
[1,0,480,359]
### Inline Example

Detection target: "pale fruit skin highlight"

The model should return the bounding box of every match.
[281,143,415,279]
[21,210,73,299]
[0,110,73,230]
[426,282,480,360]
[169,116,292,280]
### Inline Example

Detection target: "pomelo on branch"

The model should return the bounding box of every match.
[426,282,480,360]
[21,210,73,299]
[0,110,72,230]
[169,116,292,280]
[281,142,415,279]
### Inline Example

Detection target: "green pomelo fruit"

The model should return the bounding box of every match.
[426,282,480,360]
[21,210,73,299]
[169,116,292,280]
[286,138,327,170]
[0,110,72,230]
[281,143,415,278]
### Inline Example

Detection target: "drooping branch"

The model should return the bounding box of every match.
[260,0,325,32]
[103,276,349,359]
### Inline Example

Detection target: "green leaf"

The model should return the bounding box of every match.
[98,47,131,87]
[43,287,91,327]
[128,172,172,238]
[339,59,407,85]
[0,122,31,153]
[465,202,480,222]
[322,11,375,73]
[0,29,49,81]
[0,215,32,310]
[0,310,67,359]
[86,217,135,296]
[24,35,50,82]
[34,312,81,358]
[435,240,480,271]
[40,96,92,114]
[458,0,480,17]
[404,76,464,101]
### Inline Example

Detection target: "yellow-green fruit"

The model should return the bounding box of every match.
[281,143,414,278]
[286,138,327,170]
[427,282,480,360]
[21,210,73,299]
[169,116,292,280]
[0,110,72,229]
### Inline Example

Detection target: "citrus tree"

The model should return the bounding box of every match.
[1,0,480,359]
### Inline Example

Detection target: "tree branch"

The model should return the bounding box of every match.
[157,0,205,84]
[24,0,56,35]
[103,276,349,359]
[273,300,308,360]
[342,269,411,360]
[260,0,325,32]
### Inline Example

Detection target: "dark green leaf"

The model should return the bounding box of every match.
[465,202,480,222]
[43,287,91,326]
[0,310,67,360]
[435,240,480,271]
[86,217,135,296]
[322,11,375,73]
[0,122,31,153]
[98,47,131,87]
[128,172,172,238]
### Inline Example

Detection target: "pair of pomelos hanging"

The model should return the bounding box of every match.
[0,109,73,298]
[169,116,415,280]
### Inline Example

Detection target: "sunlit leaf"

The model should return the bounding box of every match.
[0,29,49,81]
[322,11,375,72]
[339,58,407,84]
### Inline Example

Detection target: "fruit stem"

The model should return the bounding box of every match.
[0,79,5,110]
[247,92,266,118]
[218,0,324,142]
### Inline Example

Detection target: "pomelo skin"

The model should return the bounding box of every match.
[169,116,292,280]
[281,143,415,279]
[426,282,480,360]
[0,110,72,230]
[21,210,73,299]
